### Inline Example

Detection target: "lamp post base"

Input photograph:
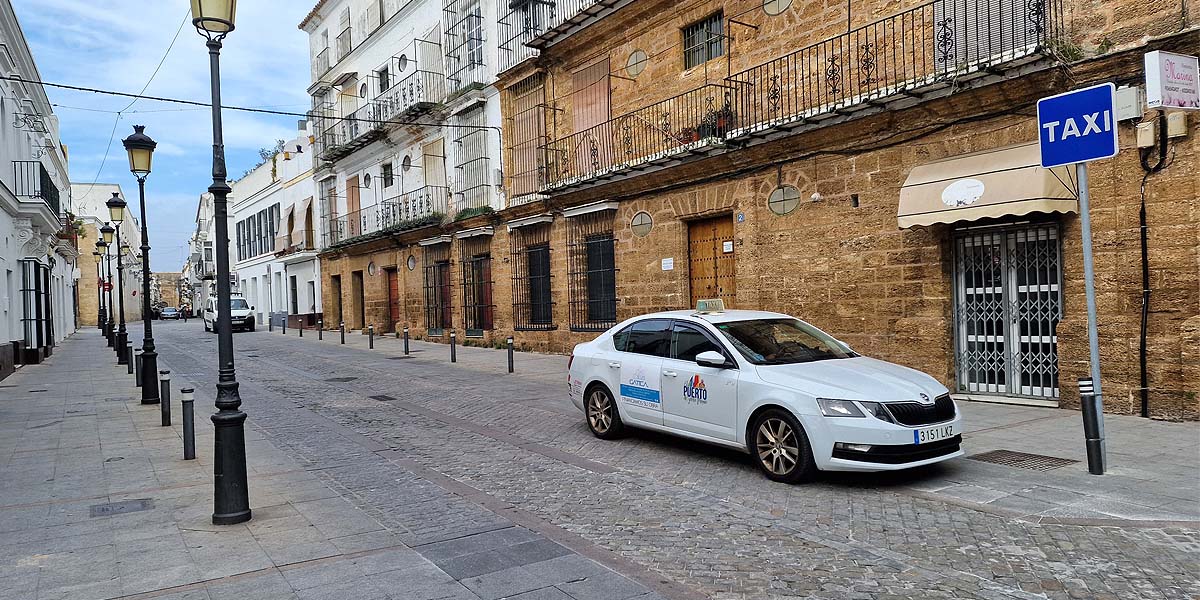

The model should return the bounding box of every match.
[212,388,251,525]
[141,350,160,404]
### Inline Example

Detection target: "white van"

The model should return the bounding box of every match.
[203,293,256,333]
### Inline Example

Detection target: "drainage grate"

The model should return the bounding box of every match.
[967,449,1078,471]
[388,356,415,360]
[370,395,397,402]
[324,377,357,383]
[29,389,47,393]
[89,498,152,517]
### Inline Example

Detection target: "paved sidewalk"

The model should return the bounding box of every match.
[0,330,672,600]
[310,323,1200,524]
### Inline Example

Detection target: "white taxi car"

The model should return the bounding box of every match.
[568,301,962,483]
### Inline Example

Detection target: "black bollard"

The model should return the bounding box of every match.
[159,371,171,426]
[126,343,134,375]
[1078,378,1106,475]
[135,349,143,388]
[180,388,196,460]
[403,326,409,355]
[269,316,273,332]
[507,336,514,373]
[450,331,456,363]
[299,322,303,337]
[369,325,374,349]
[282,317,286,335]
[340,322,345,345]
[318,320,323,341]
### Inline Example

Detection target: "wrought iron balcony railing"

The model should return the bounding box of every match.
[538,0,1061,189]
[12,160,61,216]
[323,186,449,247]
[727,0,1061,137]
[497,0,619,64]
[542,84,735,186]
[312,47,330,81]
[375,69,445,121]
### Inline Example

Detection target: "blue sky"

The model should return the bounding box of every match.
[13,0,313,270]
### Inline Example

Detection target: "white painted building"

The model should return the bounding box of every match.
[300,0,505,252]
[0,0,77,377]
[231,124,321,329]
[183,191,232,319]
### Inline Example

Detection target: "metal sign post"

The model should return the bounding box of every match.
[1037,82,1119,475]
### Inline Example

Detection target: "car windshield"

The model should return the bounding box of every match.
[715,318,856,365]
[230,299,249,310]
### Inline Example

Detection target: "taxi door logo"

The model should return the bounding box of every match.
[620,367,661,408]
[682,375,708,404]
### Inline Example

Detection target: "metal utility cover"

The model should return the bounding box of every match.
[967,449,1078,471]
[90,499,153,517]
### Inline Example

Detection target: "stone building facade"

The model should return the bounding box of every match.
[315,0,1198,419]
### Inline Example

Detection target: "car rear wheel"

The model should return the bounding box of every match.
[585,385,624,439]
[751,409,816,483]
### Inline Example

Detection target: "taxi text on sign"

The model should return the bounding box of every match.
[1036,83,1119,168]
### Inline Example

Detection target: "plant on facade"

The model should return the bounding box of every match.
[241,139,286,178]
[453,206,494,222]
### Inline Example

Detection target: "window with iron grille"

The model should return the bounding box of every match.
[460,236,493,336]
[423,243,453,334]
[442,0,484,88]
[453,107,490,214]
[567,210,617,331]
[510,223,553,330]
[505,73,547,199]
[682,12,724,69]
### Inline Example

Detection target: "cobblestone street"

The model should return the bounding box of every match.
[131,321,1200,600]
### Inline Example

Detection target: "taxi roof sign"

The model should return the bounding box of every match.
[695,299,725,313]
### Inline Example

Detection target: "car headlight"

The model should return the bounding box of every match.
[858,401,895,423]
[817,398,865,418]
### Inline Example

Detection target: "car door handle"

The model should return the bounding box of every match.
[608,362,621,369]
[663,371,678,377]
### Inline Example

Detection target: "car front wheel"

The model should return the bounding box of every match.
[751,409,816,483]
[585,384,624,439]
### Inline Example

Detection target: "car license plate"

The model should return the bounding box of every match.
[915,424,954,444]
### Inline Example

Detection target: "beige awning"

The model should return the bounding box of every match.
[898,143,1077,229]
[292,197,313,249]
[274,205,295,252]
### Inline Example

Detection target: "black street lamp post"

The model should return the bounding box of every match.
[108,194,130,365]
[100,225,115,348]
[193,0,250,525]
[123,125,160,404]
[92,248,104,331]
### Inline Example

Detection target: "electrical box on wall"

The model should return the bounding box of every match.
[1115,86,1145,121]
[1136,121,1156,148]
[1166,112,1189,138]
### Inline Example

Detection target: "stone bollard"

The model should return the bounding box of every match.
[159,371,171,426]
[180,388,196,460]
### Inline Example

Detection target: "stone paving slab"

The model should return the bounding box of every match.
[0,328,666,600]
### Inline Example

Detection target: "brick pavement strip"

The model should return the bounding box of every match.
[148,323,1200,600]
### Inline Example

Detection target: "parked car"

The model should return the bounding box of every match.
[203,294,255,332]
[160,307,181,320]
[567,300,962,483]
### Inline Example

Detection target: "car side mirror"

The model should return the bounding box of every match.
[250,306,255,311]
[695,350,730,369]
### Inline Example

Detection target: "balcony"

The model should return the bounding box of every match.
[324,186,449,247]
[317,101,384,163]
[539,0,1061,190]
[12,160,61,216]
[312,47,330,81]
[498,0,625,62]
[376,69,445,121]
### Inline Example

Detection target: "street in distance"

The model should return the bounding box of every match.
[569,300,962,483]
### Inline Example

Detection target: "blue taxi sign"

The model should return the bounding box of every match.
[1036,83,1119,168]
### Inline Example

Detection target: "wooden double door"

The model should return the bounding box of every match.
[688,215,736,308]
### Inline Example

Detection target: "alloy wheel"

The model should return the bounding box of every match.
[587,390,613,434]
[755,417,799,476]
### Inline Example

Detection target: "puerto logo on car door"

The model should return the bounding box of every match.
[682,375,708,404]
[621,367,661,409]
